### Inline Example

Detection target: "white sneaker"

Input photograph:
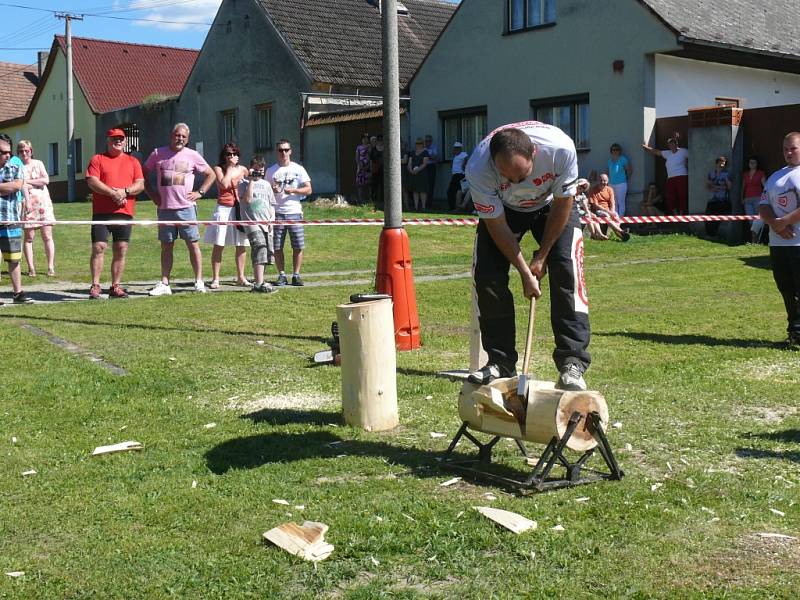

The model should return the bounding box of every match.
[556,364,587,391]
[149,282,172,296]
[193,280,206,293]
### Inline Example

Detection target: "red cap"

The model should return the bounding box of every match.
[106,128,125,138]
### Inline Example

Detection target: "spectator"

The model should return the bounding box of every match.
[85,128,145,299]
[588,174,630,241]
[17,140,55,278]
[239,156,277,294]
[605,143,632,216]
[705,155,731,237]
[758,131,800,349]
[407,138,430,211]
[0,133,32,303]
[465,124,591,391]
[742,155,766,243]
[575,178,607,240]
[205,142,250,289]
[370,134,384,210]
[400,139,411,210]
[424,134,439,203]
[642,137,688,215]
[640,182,665,217]
[144,122,216,296]
[355,134,371,205]
[447,141,468,212]
[267,139,312,287]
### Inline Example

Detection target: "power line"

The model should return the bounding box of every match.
[0,2,216,26]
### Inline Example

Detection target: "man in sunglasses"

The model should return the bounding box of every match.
[0,133,33,303]
[465,122,590,391]
[143,122,216,296]
[267,139,312,286]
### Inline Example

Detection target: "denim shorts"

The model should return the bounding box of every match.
[157,206,200,243]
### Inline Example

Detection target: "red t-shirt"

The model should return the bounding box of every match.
[86,152,144,216]
[743,169,765,199]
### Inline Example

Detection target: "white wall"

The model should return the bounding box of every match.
[655,55,800,117]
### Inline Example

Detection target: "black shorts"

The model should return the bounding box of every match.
[92,214,133,244]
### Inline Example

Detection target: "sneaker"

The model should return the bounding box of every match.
[149,282,172,296]
[467,363,515,385]
[291,274,304,287]
[250,282,277,294]
[108,283,128,299]
[276,273,288,286]
[89,283,102,300]
[12,291,33,304]
[193,280,206,293]
[556,363,587,391]
[208,280,220,290]
[621,230,631,242]
[787,334,800,351]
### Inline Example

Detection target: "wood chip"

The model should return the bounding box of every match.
[11,436,17,444]
[91,441,143,456]
[624,443,633,451]
[263,521,333,562]
[757,532,796,540]
[370,556,380,566]
[551,524,565,532]
[272,499,290,506]
[650,482,663,492]
[440,477,462,487]
[5,571,24,578]
[612,422,622,429]
[21,469,36,477]
[429,432,446,439]
[294,505,305,510]
[770,508,786,517]
[191,480,197,489]
[256,340,265,345]
[481,493,498,501]
[575,497,590,503]
[473,506,537,534]
[425,395,433,400]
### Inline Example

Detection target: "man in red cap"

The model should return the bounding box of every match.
[85,128,144,299]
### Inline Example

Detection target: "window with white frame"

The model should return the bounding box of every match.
[531,94,590,150]
[220,109,237,143]
[440,107,488,156]
[254,103,272,151]
[509,0,556,32]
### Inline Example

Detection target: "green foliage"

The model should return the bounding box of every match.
[1,203,797,598]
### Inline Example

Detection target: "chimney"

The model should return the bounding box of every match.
[37,51,49,81]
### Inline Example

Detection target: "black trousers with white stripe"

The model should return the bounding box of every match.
[770,245,800,338]
[472,205,591,374]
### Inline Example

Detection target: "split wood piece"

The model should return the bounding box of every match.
[263,521,334,562]
[458,380,608,452]
[91,441,143,456]
[337,299,398,432]
[473,506,537,534]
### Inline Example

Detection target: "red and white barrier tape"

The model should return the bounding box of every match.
[0,214,760,227]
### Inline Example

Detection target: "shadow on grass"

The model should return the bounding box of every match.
[596,330,783,349]
[739,255,771,270]
[735,429,800,463]
[241,408,342,426]
[1,313,328,345]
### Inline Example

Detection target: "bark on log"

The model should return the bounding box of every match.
[337,299,399,431]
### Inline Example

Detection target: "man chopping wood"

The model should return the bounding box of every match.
[465,122,590,391]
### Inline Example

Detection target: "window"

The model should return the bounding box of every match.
[531,94,590,150]
[509,0,556,32]
[121,123,140,154]
[439,107,488,156]
[74,138,82,173]
[220,109,237,143]
[48,142,58,175]
[254,103,272,151]
[715,97,740,108]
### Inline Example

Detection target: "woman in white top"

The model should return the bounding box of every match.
[642,137,689,215]
[17,139,56,277]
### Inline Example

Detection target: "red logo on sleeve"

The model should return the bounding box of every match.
[474,203,496,214]
[778,195,788,207]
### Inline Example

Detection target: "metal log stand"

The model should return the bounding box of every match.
[442,411,624,492]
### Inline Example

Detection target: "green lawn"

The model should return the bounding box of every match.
[1,201,798,599]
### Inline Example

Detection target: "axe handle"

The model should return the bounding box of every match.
[521,295,536,378]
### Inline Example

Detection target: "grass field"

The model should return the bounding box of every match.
[1,200,798,599]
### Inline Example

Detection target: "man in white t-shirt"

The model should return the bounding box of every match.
[642,137,689,214]
[447,141,469,211]
[465,122,590,391]
[266,139,312,286]
[758,131,800,348]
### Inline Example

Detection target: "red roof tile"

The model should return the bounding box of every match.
[54,36,199,114]
[0,61,38,122]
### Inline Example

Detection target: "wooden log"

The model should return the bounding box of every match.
[337,299,399,431]
[458,380,608,452]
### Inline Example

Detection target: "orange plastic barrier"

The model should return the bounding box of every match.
[375,227,421,351]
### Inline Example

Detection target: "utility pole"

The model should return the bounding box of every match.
[55,12,84,202]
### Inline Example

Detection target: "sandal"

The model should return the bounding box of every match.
[46,270,56,277]
[208,280,220,290]
[237,278,253,287]
[26,270,36,277]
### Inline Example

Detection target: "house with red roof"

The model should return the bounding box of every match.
[0,36,198,200]
[0,61,40,123]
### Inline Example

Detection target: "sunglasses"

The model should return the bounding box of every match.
[277,148,291,153]
[0,149,11,156]
[225,152,238,156]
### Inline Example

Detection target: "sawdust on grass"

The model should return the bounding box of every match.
[225,393,337,412]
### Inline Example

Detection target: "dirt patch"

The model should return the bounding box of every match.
[225,393,337,412]
[693,533,800,589]
[739,358,798,384]
[732,404,799,424]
